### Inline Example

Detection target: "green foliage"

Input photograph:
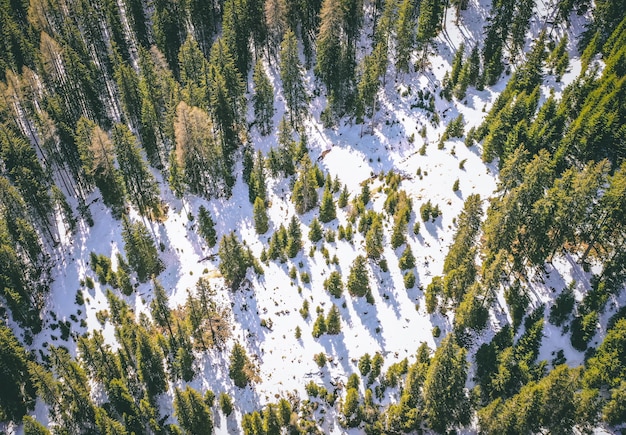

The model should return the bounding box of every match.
[174,386,213,434]
[404,271,416,289]
[0,325,35,422]
[359,353,371,376]
[292,155,319,214]
[420,200,441,222]
[252,61,275,135]
[122,216,163,282]
[218,232,259,290]
[398,245,416,270]
[229,342,254,388]
[549,282,576,326]
[423,334,471,433]
[324,271,344,298]
[347,255,371,299]
[253,197,269,234]
[312,311,327,338]
[326,304,342,334]
[314,352,327,367]
[309,217,323,242]
[219,392,234,416]
[197,206,217,247]
[319,182,337,222]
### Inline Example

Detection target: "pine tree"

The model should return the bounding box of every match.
[173,386,213,434]
[112,123,161,218]
[248,150,268,204]
[0,325,35,422]
[365,217,384,260]
[347,255,371,298]
[423,334,470,432]
[309,217,323,242]
[197,205,217,248]
[312,311,327,337]
[319,182,337,222]
[218,232,256,290]
[292,155,319,214]
[23,416,50,435]
[253,196,270,234]
[178,35,210,109]
[398,245,415,270]
[229,342,253,387]
[324,271,344,298]
[174,102,228,198]
[286,215,303,258]
[252,60,275,135]
[280,30,307,128]
[121,215,163,282]
[395,0,415,73]
[136,329,167,399]
[326,304,342,334]
[338,184,350,208]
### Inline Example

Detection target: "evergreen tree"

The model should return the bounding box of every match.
[326,304,342,334]
[112,123,161,218]
[395,0,415,73]
[324,270,344,298]
[309,217,323,242]
[173,386,213,435]
[218,232,257,290]
[312,311,327,338]
[319,182,337,222]
[398,245,415,270]
[153,0,185,75]
[416,0,444,46]
[23,416,50,435]
[253,196,270,234]
[122,216,163,282]
[286,215,303,258]
[0,325,35,422]
[423,334,471,432]
[197,205,217,248]
[252,61,275,135]
[347,255,371,298]
[338,184,350,208]
[280,30,307,128]
[178,35,210,109]
[222,0,252,76]
[292,154,319,214]
[229,342,254,388]
[136,328,167,399]
[365,217,384,260]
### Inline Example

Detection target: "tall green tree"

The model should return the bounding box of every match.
[291,154,319,214]
[253,196,270,234]
[121,215,163,282]
[229,342,254,388]
[279,30,307,128]
[112,123,161,218]
[423,334,471,433]
[173,386,213,434]
[197,205,217,248]
[252,61,275,135]
[347,255,371,298]
[0,325,35,422]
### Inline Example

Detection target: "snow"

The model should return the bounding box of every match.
[8,1,623,434]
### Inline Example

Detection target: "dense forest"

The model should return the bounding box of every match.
[0,0,625,433]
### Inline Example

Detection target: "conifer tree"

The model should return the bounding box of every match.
[312,311,327,338]
[398,245,416,270]
[248,150,268,204]
[265,0,287,61]
[338,184,350,208]
[423,334,470,432]
[252,61,275,136]
[0,325,35,422]
[178,35,210,109]
[324,270,344,298]
[173,386,213,434]
[253,196,270,234]
[136,329,167,399]
[218,232,257,290]
[326,304,342,334]
[319,182,337,222]
[347,255,371,298]
[365,217,384,260]
[309,217,323,242]
[222,0,252,76]
[292,154,319,214]
[286,215,303,258]
[280,30,307,128]
[121,215,163,282]
[395,0,415,73]
[197,205,217,248]
[229,342,254,387]
[112,123,161,218]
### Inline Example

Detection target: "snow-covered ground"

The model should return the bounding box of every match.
[12,1,625,434]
